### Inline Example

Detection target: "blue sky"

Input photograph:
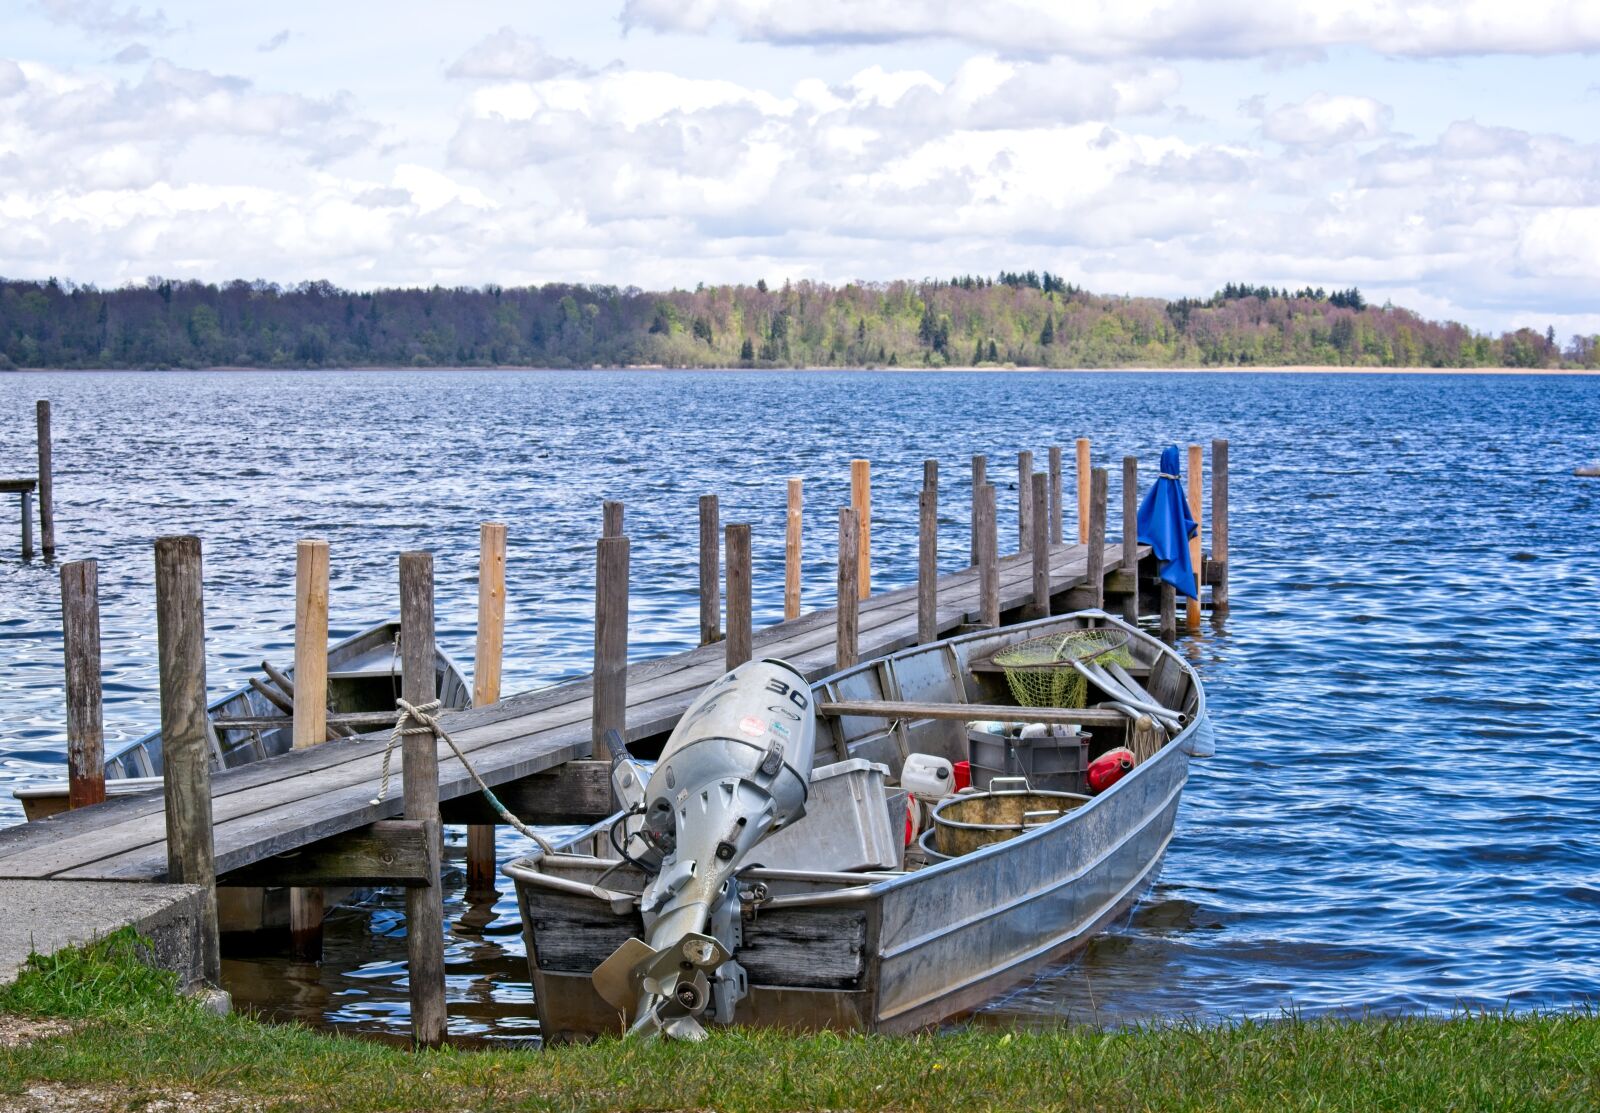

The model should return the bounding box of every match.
[4,0,1599,336]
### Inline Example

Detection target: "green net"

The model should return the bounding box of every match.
[991,629,1133,709]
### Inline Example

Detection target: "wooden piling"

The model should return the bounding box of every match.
[398,551,447,1048]
[725,523,752,670]
[467,522,507,896]
[20,488,33,561]
[978,484,999,627]
[1187,443,1203,632]
[1212,438,1230,611]
[36,400,54,556]
[1029,472,1050,619]
[61,559,105,810]
[918,460,938,644]
[698,495,720,645]
[851,459,871,599]
[785,478,803,620]
[290,538,330,960]
[970,455,986,566]
[1076,438,1091,544]
[602,500,624,539]
[1121,455,1140,624]
[837,508,859,669]
[1160,582,1177,642]
[1017,450,1034,552]
[1048,446,1064,546]
[153,535,219,984]
[1087,467,1108,609]
[593,536,629,758]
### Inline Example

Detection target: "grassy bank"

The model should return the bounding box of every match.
[0,933,1595,1112]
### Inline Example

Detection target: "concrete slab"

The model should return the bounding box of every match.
[0,880,209,989]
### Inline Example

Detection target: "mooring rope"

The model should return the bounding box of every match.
[372,697,556,854]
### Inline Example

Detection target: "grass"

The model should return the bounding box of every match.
[0,931,1596,1112]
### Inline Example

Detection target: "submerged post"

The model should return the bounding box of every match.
[918,460,938,644]
[1029,472,1050,619]
[837,508,859,669]
[399,551,447,1048]
[1076,437,1091,544]
[1048,445,1064,546]
[1087,467,1108,609]
[291,538,330,960]
[726,523,752,670]
[467,522,507,896]
[1187,443,1203,633]
[603,500,624,539]
[698,495,721,645]
[20,488,32,561]
[594,535,629,758]
[784,478,803,621]
[970,454,986,566]
[1121,455,1140,623]
[978,483,999,627]
[154,535,220,984]
[36,400,54,557]
[61,559,105,810]
[851,459,871,599]
[1212,438,1230,612]
[1017,450,1034,553]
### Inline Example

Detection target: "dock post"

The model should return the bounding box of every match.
[467,522,507,896]
[1048,446,1064,546]
[153,535,220,984]
[698,495,721,645]
[36,400,54,557]
[1211,438,1229,612]
[1121,456,1140,623]
[851,459,871,599]
[1187,444,1203,632]
[970,455,986,566]
[1076,438,1091,543]
[978,484,999,627]
[1160,583,1177,642]
[918,460,938,644]
[593,535,629,758]
[784,478,802,620]
[1017,450,1034,552]
[399,551,447,1048]
[20,489,33,561]
[836,508,859,669]
[603,500,624,539]
[725,523,752,670]
[290,538,330,960]
[61,559,105,809]
[1028,472,1050,619]
[1087,467,1107,609]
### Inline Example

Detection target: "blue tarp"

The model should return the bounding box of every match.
[1137,445,1199,600]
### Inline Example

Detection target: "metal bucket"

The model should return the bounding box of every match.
[931,778,1091,857]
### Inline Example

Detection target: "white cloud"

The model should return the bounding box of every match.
[1262,93,1392,145]
[36,0,170,39]
[620,0,1600,59]
[257,30,289,53]
[446,28,590,81]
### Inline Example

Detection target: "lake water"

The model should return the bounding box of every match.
[2,368,1598,1042]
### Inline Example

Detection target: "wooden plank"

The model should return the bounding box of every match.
[1211,438,1229,610]
[725,523,752,669]
[969,454,985,566]
[837,507,859,669]
[220,820,431,888]
[61,559,105,809]
[602,500,624,539]
[1076,437,1091,544]
[1048,446,1063,546]
[978,483,999,627]
[851,459,871,598]
[468,521,507,895]
[918,475,937,645]
[0,478,37,493]
[1017,450,1033,553]
[698,494,721,645]
[1187,444,1203,632]
[1087,467,1108,610]
[593,536,629,759]
[399,550,446,1048]
[440,761,613,826]
[154,534,219,983]
[1122,455,1139,623]
[36,400,54,556]
[1160,582,1177,642]
[785,477,802,620]
[293,539,329,750]
[1028,473,1050,620]
[818,700,1134,727]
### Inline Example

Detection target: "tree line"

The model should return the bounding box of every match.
[1,274,1593,371]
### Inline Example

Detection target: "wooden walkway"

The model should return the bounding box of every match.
[0,541,1143,886]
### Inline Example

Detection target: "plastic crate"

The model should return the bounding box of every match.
[756,758,901,872]
[967,727,1090,795]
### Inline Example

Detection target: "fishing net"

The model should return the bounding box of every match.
[991,628,1133,709]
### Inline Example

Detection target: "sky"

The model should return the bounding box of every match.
[3,0,1599,335]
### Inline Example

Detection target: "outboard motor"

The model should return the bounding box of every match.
[593,658,816,1039]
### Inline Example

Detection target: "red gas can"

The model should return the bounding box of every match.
[1087,747,1136,794]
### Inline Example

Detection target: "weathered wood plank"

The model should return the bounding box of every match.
[61,560,105,810]
[698,494,721,645]
[221,820,431,887]
[725,523,753,669]
[819,700,1133,727]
